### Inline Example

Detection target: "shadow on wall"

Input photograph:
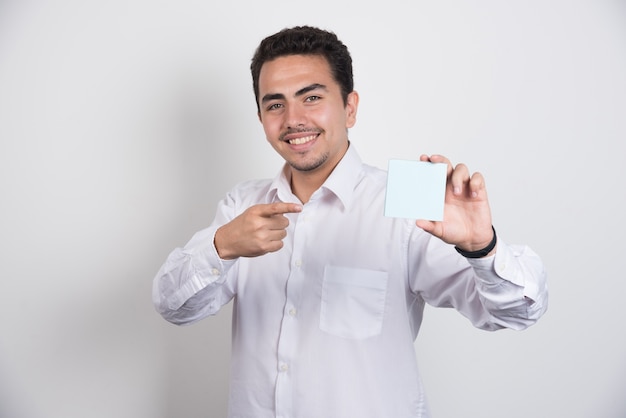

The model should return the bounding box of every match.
[153,73,256,418]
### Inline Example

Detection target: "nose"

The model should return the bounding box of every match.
[284,103,307,129]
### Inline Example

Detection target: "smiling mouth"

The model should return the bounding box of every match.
[287,134,318,145]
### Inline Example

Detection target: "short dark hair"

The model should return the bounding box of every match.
[250,26,354,112]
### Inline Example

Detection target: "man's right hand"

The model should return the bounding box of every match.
[214,202,303,260]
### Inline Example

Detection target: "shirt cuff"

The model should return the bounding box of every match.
[466,240,542,302]
[185,226,237,276]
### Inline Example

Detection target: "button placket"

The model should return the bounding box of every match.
[274,203,314,418]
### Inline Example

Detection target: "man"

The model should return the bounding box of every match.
[153,26,548,418]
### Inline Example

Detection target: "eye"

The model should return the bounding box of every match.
[266,103,283,111]
[305,95,321,102]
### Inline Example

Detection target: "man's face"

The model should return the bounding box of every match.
[257,54,358,176]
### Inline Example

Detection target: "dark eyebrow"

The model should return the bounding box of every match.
[261,83,328,105]
[261,93,286,104]
[295,83,327,97]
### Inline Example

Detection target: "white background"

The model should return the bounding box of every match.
[1,1,625,417]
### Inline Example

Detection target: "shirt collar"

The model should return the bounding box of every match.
[266,142,363,211]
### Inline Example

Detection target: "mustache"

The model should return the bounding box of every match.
[279,127,323,142]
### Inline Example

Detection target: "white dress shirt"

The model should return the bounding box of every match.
[153,144,548,418]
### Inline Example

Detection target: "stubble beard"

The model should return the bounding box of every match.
[279,127,328,172]
[288,150,329,172]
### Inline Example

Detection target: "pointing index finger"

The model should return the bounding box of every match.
[264,202,303,216]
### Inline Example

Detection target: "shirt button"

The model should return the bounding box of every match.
[289,308,297,317]
[279,363,289,372]
[295,260,302,268]
[211,268,220,275]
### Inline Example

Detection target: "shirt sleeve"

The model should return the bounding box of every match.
[465,240,548,330]
[410,230,548,331]
[152,194,240,325]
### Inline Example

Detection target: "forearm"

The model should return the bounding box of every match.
[411,230,548,331]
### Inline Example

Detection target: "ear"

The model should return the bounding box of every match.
[345,91,359,128]
[257,111,262,123]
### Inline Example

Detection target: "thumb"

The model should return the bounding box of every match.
[416,219,438,236]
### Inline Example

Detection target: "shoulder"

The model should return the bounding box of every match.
[226,178,274,204]
[231,178,273,192]
[359,162,388,190]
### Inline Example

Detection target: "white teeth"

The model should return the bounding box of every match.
[288,135,316,145]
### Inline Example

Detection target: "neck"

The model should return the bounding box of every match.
[290,170,326,204]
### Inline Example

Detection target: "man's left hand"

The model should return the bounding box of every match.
[415,154,495,254]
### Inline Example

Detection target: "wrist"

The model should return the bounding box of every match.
[214,226,237,260]
[455,226,497,258]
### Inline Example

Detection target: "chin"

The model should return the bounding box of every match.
[289,156,327,173]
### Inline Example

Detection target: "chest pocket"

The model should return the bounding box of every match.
[320,266,388,339]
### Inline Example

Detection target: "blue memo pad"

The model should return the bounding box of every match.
[384,159,447,221]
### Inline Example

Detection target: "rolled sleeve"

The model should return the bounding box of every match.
[152,226,237,322]
[467,240,548,328]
